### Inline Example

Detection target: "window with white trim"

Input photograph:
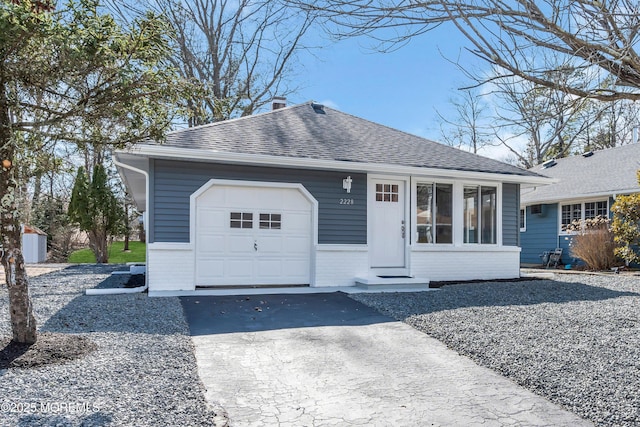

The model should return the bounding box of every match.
[585,201,608,219]
[416,183,452,244]
[464,185,497,244]
[560,200,608,232]
[520,209,526,231]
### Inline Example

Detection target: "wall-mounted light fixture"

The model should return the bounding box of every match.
[343,176,352,193]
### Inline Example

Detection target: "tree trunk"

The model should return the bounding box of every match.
[1,86,37,344]
[138,221,145,243]
[89,230,109,263]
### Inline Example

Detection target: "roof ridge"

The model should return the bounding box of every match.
[531,142,640,170]
[573,142,640,158]
[166,101,315,135]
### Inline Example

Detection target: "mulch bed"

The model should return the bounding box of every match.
[0,332,96,369]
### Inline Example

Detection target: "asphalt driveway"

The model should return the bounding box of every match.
[181,292,591,426]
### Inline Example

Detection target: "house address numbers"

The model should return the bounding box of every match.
[339,198,355,205]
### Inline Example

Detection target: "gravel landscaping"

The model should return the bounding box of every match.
[350,273,640,427]
[0,265,228,427]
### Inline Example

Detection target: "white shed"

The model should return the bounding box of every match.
[22,225,47,263]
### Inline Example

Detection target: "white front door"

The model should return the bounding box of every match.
[370,179,406,268]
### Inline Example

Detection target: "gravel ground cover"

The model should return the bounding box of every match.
[350,273,640,427]
[0,265,228,427]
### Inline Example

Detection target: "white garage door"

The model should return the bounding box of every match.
[195,183,313,286]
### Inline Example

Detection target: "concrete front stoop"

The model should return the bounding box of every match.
[354,275,430,291]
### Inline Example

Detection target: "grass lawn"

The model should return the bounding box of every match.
[68,241,146,263]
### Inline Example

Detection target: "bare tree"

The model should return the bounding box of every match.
[296,0,640,101]
[490,74,603,168]
[580,99,640,151]
[112,0,317,126]
[436,88,493,154]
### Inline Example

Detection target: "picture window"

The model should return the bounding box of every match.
[464,185,496,244]
[416,183,452,244]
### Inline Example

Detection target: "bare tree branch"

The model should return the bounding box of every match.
[111,0,318,126]
[291,0,640,101]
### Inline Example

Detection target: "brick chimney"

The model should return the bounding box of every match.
[272,96,286,111]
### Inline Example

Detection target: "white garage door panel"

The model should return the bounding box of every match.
[197,235,226,255]
[196,208,226,229]
[256,259,283,277]
[226,188,254,206]
[257,236,283,253]
[228,235,254,253]
[226,259,255,278]
[195,184,313,286]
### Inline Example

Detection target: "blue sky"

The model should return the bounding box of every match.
[291,24,485,147]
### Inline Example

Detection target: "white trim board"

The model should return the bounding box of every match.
[117,145,554,186]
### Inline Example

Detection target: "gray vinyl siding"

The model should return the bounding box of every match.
[502,183,520,247]
[520,203,559,264]
[150,160,366,244]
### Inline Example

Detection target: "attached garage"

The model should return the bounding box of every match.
[192,180,317,286]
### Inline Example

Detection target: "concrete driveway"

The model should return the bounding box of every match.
[181,292,591,427]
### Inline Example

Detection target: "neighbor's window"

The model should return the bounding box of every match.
[230,212,253,228]
[519,209,526,231]
[585,201,608,219]
[464,185,497,244]
[561,204,581,231]
[416,183,452,244]
[561,200,608,232]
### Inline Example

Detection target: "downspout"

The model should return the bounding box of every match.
[85,156,149,295]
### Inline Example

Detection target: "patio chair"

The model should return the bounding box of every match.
[546,248,563,268]
[540,250,550,267]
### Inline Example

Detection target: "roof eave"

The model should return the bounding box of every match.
[116,145,554,186]
[114,153,149,212]
[521,188,640,206]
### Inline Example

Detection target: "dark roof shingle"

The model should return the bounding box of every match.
[153,102,537,177]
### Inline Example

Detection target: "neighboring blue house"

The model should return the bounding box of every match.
[116,100,550,295]
[520,144,640,266]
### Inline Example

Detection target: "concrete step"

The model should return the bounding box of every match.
[354,275,430,291]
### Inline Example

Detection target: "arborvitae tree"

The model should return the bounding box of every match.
[69,167,91,230]
[69,165,124,263]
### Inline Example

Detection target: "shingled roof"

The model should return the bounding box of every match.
[148,101,537,177]
[521,143,640,204]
